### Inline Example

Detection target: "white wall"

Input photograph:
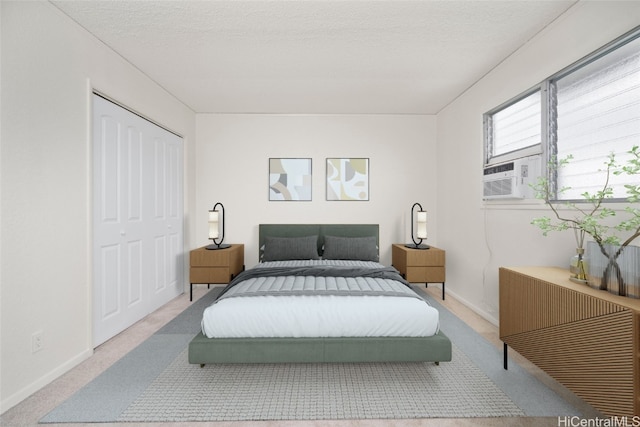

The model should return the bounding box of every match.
[0,1,196,412]
[195,114,438,267]
[436,1,640,324]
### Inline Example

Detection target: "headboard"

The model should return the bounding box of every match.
[258,224,379,260]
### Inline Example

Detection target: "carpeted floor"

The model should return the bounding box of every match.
[40,286,584,423]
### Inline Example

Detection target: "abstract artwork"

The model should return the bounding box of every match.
[269,158,312,201]
[326,158,369,201]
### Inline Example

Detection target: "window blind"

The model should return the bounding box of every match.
[555,36,640,200]
[491,90,542,158]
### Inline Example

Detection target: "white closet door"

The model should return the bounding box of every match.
[92,94,183,347]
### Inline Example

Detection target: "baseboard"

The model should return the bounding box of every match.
[0,348,93,414]
[444,288,499,327]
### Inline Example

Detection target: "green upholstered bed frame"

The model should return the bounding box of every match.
[188,224,452,365]
[257,223,380,261]
[189,331,452,364]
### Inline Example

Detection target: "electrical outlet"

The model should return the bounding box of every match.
[32,331,43,353]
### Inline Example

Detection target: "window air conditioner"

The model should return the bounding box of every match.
[483,155,541,200]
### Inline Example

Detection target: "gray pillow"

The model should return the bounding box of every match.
[322,235,378,261]
[263,235,320,261]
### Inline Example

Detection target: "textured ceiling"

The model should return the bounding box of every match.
[51,0,577,114]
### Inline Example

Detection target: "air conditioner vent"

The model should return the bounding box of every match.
[484,177,513,197]
[483,155,541,200]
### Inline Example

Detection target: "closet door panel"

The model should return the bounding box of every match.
[93,94,183,347]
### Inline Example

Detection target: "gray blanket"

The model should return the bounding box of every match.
[215,265,415,301]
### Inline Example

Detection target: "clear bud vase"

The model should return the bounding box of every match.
[569,247,588,284]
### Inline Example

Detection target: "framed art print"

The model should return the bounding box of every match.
[326,158,369,201]
[269,158,312,201]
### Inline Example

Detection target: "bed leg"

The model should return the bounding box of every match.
[200,364,205,368]
[435,361,440,366]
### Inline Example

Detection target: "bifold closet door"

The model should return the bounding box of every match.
[92,94,183,347]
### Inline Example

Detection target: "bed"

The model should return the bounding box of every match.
[188,224,452,365]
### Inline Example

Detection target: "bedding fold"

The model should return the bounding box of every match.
[216,265,413,301]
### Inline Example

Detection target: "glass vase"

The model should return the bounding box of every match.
[569,247,588,284]
[584,242,640,298]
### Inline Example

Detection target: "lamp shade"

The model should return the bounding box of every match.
[416,211,427,239]
[208,210,220,239]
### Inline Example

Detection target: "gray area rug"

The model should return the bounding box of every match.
[120,346,522,421]
[41,287,583,423]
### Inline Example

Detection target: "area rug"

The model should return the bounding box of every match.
[41,287,584,423]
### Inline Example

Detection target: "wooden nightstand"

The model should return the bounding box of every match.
[392,244,446,299]
[189,244,244,301]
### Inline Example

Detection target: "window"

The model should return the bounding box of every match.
[484,26,640,201]
[486,90,541,163]
[553,35,640,200]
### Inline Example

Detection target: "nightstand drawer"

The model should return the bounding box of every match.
[190,267,233,284]
[405,266,445,283]
[405,249,445,267]
[190,249,236,267]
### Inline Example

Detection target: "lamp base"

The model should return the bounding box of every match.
[405,243,430,250]
[205,243,231,250]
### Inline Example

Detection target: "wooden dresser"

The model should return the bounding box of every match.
[499,266,640,417]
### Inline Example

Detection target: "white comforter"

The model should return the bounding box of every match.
[201,260,440,338]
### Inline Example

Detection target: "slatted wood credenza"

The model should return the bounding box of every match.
[499,266,640,417]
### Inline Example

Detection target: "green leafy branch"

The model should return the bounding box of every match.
[531,146,640,249]
[613,145,640,247]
